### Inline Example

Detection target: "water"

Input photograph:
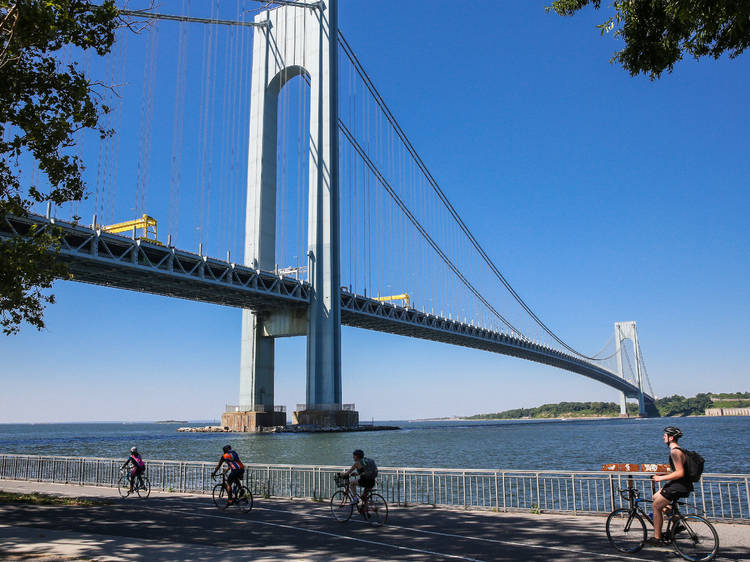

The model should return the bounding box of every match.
[1,416,748,474]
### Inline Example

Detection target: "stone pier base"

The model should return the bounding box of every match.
[221,411,286,432]
[292,409,359,429]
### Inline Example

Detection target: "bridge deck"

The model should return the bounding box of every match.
[1,213,651,404]
[1,480,748,560]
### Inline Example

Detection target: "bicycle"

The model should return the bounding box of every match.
[212,470,253,513]
[606,485,719,561]
[330,473,388,527]
[117,468,151,499]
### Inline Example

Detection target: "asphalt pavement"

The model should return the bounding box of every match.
[1,479,748,561]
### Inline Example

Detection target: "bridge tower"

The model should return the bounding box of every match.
[614,321,647,417]
[224,0,354,431]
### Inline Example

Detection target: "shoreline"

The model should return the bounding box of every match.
[412,415,631,422]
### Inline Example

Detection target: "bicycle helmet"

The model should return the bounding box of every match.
[223,444,232,453]
[352,449,364,458]
[664,426,683,439]
[130,446,138,454]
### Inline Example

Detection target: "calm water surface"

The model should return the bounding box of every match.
[1,417,748,473]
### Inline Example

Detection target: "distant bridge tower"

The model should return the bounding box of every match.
[614,321,647,417]
[226,0,353,431]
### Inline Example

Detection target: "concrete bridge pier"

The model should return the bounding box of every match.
[228,0,355,431]
[615,321,651,418]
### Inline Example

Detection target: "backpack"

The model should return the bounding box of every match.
[361,457,378,478]
[677,447,705,482]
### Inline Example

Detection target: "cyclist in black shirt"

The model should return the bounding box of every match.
[646,426,693,546]
[340,449,378,506]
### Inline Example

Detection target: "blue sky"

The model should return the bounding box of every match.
[1,1,748,422]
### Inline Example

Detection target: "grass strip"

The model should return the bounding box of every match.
[0,489,105,506]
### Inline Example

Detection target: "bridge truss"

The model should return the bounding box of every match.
[1,212,655,411]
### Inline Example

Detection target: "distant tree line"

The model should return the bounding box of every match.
[710,392,750,399]
[465,392,748,419]
[654,393,713,417]
[708,392,750,409]
[465,401,638,420]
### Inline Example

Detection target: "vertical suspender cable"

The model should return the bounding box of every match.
[136,21,158,219]
[169,0,190,245]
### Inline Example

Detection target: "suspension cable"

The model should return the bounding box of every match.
[119,9,268,28]
[339,120,520,335]
[338,31,605,360]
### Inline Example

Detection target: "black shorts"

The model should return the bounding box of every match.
[227,468,244,485]
[660,482,691,502]
[357,474,376,489]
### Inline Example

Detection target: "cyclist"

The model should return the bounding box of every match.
[646,426,693,546]
[340,449,378,507]
[121,446,146,495]
[212,444,245,504]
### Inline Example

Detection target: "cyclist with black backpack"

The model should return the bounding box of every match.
[647,426,694,547]
[340,449,378,507]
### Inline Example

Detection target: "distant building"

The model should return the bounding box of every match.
[705,408,750,416]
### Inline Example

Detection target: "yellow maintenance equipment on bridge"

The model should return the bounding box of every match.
[373,293,410,308]
[102,214,161,245]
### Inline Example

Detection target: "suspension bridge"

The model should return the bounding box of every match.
[1,0,657,428]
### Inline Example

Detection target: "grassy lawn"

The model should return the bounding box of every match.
[0,489,105,506]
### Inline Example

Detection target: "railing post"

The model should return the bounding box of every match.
[289,466,293,499]
[494,472,499,511]
[571,474,577,515]
[535,473,540,510]
[463,471,467,508]
[397,470,401,506]
[701,477,707,517]
[502,472,507,512]
[432,470,436,506]
[609,474,615,511]
[745,477,750,520]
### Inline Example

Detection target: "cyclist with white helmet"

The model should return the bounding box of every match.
[646,426,693,547]
[121,446,146,495]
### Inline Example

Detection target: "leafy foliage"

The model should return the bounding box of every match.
[0,0,118,334]
[710,391,750,399]
[653,393,713,416]
[711,399,750,408]
[466,391,747,419]
[465,401,639,419]
[547,1,750,79]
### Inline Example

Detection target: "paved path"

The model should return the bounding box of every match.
[1,480,748,560]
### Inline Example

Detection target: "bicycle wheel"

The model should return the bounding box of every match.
[363,492,388,527]
[671,515,719,561]
[606,509,647,553]
[117,475,130,498]
[136,476,151,499]
[236,486,253,513]
[330,490,353,522]
[213,483,229,509]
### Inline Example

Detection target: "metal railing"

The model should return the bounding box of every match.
[294,403,356,411]
[225,405,286,413]
[1,454,748,522]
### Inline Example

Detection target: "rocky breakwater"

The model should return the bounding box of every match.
[177,426,229,433]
